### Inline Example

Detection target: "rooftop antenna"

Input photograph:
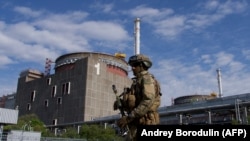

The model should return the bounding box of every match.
[216,68,223,98]
[134,18,140,55]
[45,58,53,76]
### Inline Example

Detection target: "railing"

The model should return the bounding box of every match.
[40,137,87,141]
[0,134,88,141]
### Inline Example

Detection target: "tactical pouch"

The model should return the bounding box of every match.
[144,111,160,125]
[122,92,136,112]
[139,116,146,125]
[153,112,160,124]
[149,96,161,111]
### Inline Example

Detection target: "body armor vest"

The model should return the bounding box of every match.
[122,73,161,114]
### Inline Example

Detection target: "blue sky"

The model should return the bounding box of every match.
[0,0,249,106]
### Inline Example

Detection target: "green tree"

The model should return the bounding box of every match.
[60,127,80,138]
[4,114,123,140]
[232,115,250,125]
[4,114,53,137]
[79,124,123,141]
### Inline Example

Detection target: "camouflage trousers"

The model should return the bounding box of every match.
[124,111,160,141]
[124,125,137,141]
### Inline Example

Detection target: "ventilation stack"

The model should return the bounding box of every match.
[216,68,223,98]
[134,18,140,55]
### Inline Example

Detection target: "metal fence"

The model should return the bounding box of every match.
[40,137,87,141]
[0,132,121,141]
[0,134,87,141]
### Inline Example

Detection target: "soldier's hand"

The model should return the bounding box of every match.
[113,101,119,110]
[117,116,128,128]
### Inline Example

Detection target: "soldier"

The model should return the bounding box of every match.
[116,54,161,141]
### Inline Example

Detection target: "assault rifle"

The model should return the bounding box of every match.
[112,84,126,117]
[112,84,130,136]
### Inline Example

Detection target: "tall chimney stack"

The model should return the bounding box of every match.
[134,18,140,55]
[216,68,223,98]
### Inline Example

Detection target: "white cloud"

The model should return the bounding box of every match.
[0,1,249,106]
[152,51,249,106]
[14,6,43,17]
[127,5,174,22]
[242,49,250,60]
[152,60,218,106]
[188,0,247,28]
[214,52,233,67]
[126,1,247,40]
[80,21,130,41]
[0,7,131,69]
[0,55,14,68]
[91,3,114,13]
[201,54,212,64]
[154,16,186,38]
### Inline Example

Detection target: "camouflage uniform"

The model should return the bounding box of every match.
[117,54,161,141]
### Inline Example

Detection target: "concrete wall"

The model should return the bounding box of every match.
[15,52,131,126]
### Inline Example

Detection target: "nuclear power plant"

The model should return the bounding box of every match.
[15,52,132,126]
[0,18,249,136]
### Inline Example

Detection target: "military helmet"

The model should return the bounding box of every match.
[128,54,152,68]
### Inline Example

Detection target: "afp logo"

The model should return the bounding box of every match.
[222,129,246,138]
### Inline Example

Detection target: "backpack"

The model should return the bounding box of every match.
[151,74,162,97]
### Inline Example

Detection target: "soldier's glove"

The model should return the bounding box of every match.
[117,113,135,128]
[113,101,119,110]
[117,116,129,128]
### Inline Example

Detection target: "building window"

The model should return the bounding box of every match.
[57,97,62,104]
[44,99,49,107]
[31,90,36,102]
[53,119,57,125]
[51,85,57,97]
[66,82,71,94]
[47,78,51,85]
[62,82,71,95]
[27,103,31,111]
[62,83,65,94]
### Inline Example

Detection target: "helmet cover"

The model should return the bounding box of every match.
[128,54,152,68]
